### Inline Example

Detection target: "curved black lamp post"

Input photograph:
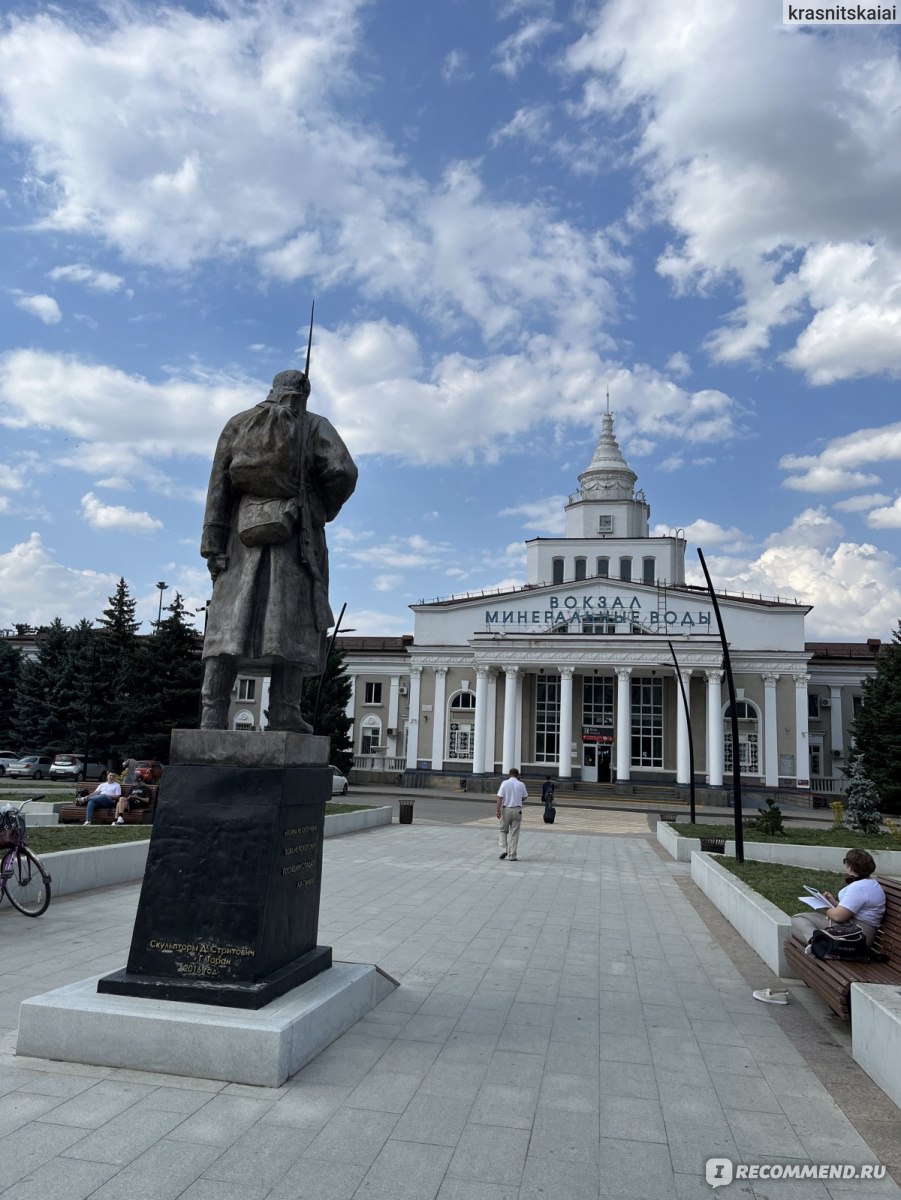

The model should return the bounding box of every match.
[667,640,696,825]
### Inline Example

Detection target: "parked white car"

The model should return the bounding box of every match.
[330,766,349,796]
[7,754,55,780]
[0,751,19,777]
[49,754,106,782]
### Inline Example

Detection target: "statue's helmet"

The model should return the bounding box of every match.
[271,369,309,396]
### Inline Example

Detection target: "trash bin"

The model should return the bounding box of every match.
[699,837,726,854]
[398,800,414,825]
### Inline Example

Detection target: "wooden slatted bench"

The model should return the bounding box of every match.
[784,876,901,1020]
[56,782,160,826]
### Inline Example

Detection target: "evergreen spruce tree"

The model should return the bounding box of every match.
[853,622,901,814]
[301,644,354,774]
[0,639,22,749]
[92,578,141,755]
[11,619,73,751]
[844,754,883,835]
[130,593,201,759]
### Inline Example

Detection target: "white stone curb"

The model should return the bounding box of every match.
[851,983,901,1109]
[32,806,393,899]
[690,850,794,977]
[658,822,901,875]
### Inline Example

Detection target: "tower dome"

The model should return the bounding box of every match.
[577,411,637,500]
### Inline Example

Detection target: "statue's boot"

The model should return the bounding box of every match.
[268,665,314,733]
[200,657,237,729]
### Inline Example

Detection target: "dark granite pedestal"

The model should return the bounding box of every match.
[98,730,333,1010]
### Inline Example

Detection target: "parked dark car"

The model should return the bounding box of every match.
[134,760,164,783]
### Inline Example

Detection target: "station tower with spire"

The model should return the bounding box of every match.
[525,404,687,589]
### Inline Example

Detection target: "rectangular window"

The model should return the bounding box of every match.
[725,732,760,775]
[361,727,381,753]
[630,676,662,767]
[852,695,863,716]
[447,722,473,760]
[642,557,655,585]
[237,678,256,701]
[583,676,614,727]
[364,681,383,704]
[808,693,820,718]
[620,557,632,582]
[597,557,609,577]
[574,557,587,581]
[534,675,560,764]
[552,558,564,584]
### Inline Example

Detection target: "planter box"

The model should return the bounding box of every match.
[851,984,901,1110]
[690,851,794,977]
[658,823,901,876]
[30,807,393,900]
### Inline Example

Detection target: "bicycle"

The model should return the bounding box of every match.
[0,795,52,917]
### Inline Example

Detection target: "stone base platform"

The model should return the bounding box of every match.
[16,961,397,1087]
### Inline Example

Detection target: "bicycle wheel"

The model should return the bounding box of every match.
[3,847,51,916]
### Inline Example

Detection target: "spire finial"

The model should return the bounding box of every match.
[606,385,610,415]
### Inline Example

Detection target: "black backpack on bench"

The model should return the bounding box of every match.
[808,924,874,962]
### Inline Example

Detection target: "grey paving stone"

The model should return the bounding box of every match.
[265,1155,370,1200]
[690,1019,749,1047]
[484,1050,546,1087]
[726,1108,809,1158]
[664,1126,740,1176]
[440,1032,501,1063]
[11,1071,96,1099]
[520,1152,600,1200]
[0,1153,118,1199]
[302,1106,398,1166]
[392,1094,473,1146]
[598,1062,658,1101]
[436,1179,519,1200]
[418,1058,489,1101]
[262,1083,350,1130]
[396,1014,459,1042]
[529,1108,599,1164]
[133,1087,220,1116]
[700,1042,765,1077]
[496,1022,551,1054]
[446,1124,530,1185]
[87,1138,224,1200]
[540,1072,601,1113]
[345,1070,422,1113]
[710,1071,785,1114]
[598,1033,652,1065]
[369,1039,442,1077]
[201,1121,315,1189]
[0,1088,68,1133]
[355,1137,454,1200]
[599,1094,668,1143]
[62,1105,188,1165]
[30,1079,155,1131]
[469,1082,537,1129]
[673,1171,756,1199]
[417,993,470,1018]
[0,1119,89,1189]
[597,1136,676,1199]
[177,1181,271,1200]
[165,1094,274,1147]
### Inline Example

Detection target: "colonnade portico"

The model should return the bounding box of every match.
[399,650,814,787]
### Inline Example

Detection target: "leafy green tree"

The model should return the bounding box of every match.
[0,639,22,749]
[129,592,201,759]
[302,644,353,775]
[844,754,883,835]
[853,624,901,814]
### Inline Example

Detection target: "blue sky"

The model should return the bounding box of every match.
[1,0,899,641]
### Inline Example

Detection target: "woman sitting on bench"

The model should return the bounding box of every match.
[83,772,129,826]
[791,848,886,951]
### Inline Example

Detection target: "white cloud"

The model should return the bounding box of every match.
[442,49,471,83]
[47,263,124,292]
[343,607,411,636]
[373,573,403,592]
[658,518,751,550]
[13,292,61,324]
[564,0,901,383]
[665,352,691,378]
[867,497,901,529]
[499,496,566,533]
[493,18,558,79]
[833,492,892,513]
[779,422,901,492]
[81,492,163,534]
[684,508,901,639]
[0,532,120,627]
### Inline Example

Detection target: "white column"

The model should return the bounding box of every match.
[830,685,843,777]
[558,667,574,778]
[473,667,489,773]
[705,670,723,786]
[795,673,810,787]
[386,674,401,759]
[431,667,447,770]
[485,670,498,774]
[615,667,632,782]
[763,673,779,786]
[675,670,692,784]
[260,676,271,731]
[344,674,355,721]
[404,667,423,771]
[502,667,519,772]
[514,675,523,768]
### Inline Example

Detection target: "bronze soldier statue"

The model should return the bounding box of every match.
[199,368,357,731]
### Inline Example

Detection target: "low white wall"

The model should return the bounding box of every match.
[851,984,901,1109]
[658,824,901,876]
[690,851,794,977]
[32,806,393,899]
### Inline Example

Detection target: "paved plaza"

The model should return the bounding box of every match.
[1,814,900,1199]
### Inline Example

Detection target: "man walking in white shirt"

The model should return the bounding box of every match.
[497,768,528,861]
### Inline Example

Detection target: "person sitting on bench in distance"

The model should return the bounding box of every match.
[790,848,886,951]
[83,772,128,825]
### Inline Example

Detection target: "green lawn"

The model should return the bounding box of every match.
[22,801,376,854]
[673,823,901,850]
[712,857,846,916]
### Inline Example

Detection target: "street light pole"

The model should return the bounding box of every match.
[155,581,169,633]
[666,640,696,825]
